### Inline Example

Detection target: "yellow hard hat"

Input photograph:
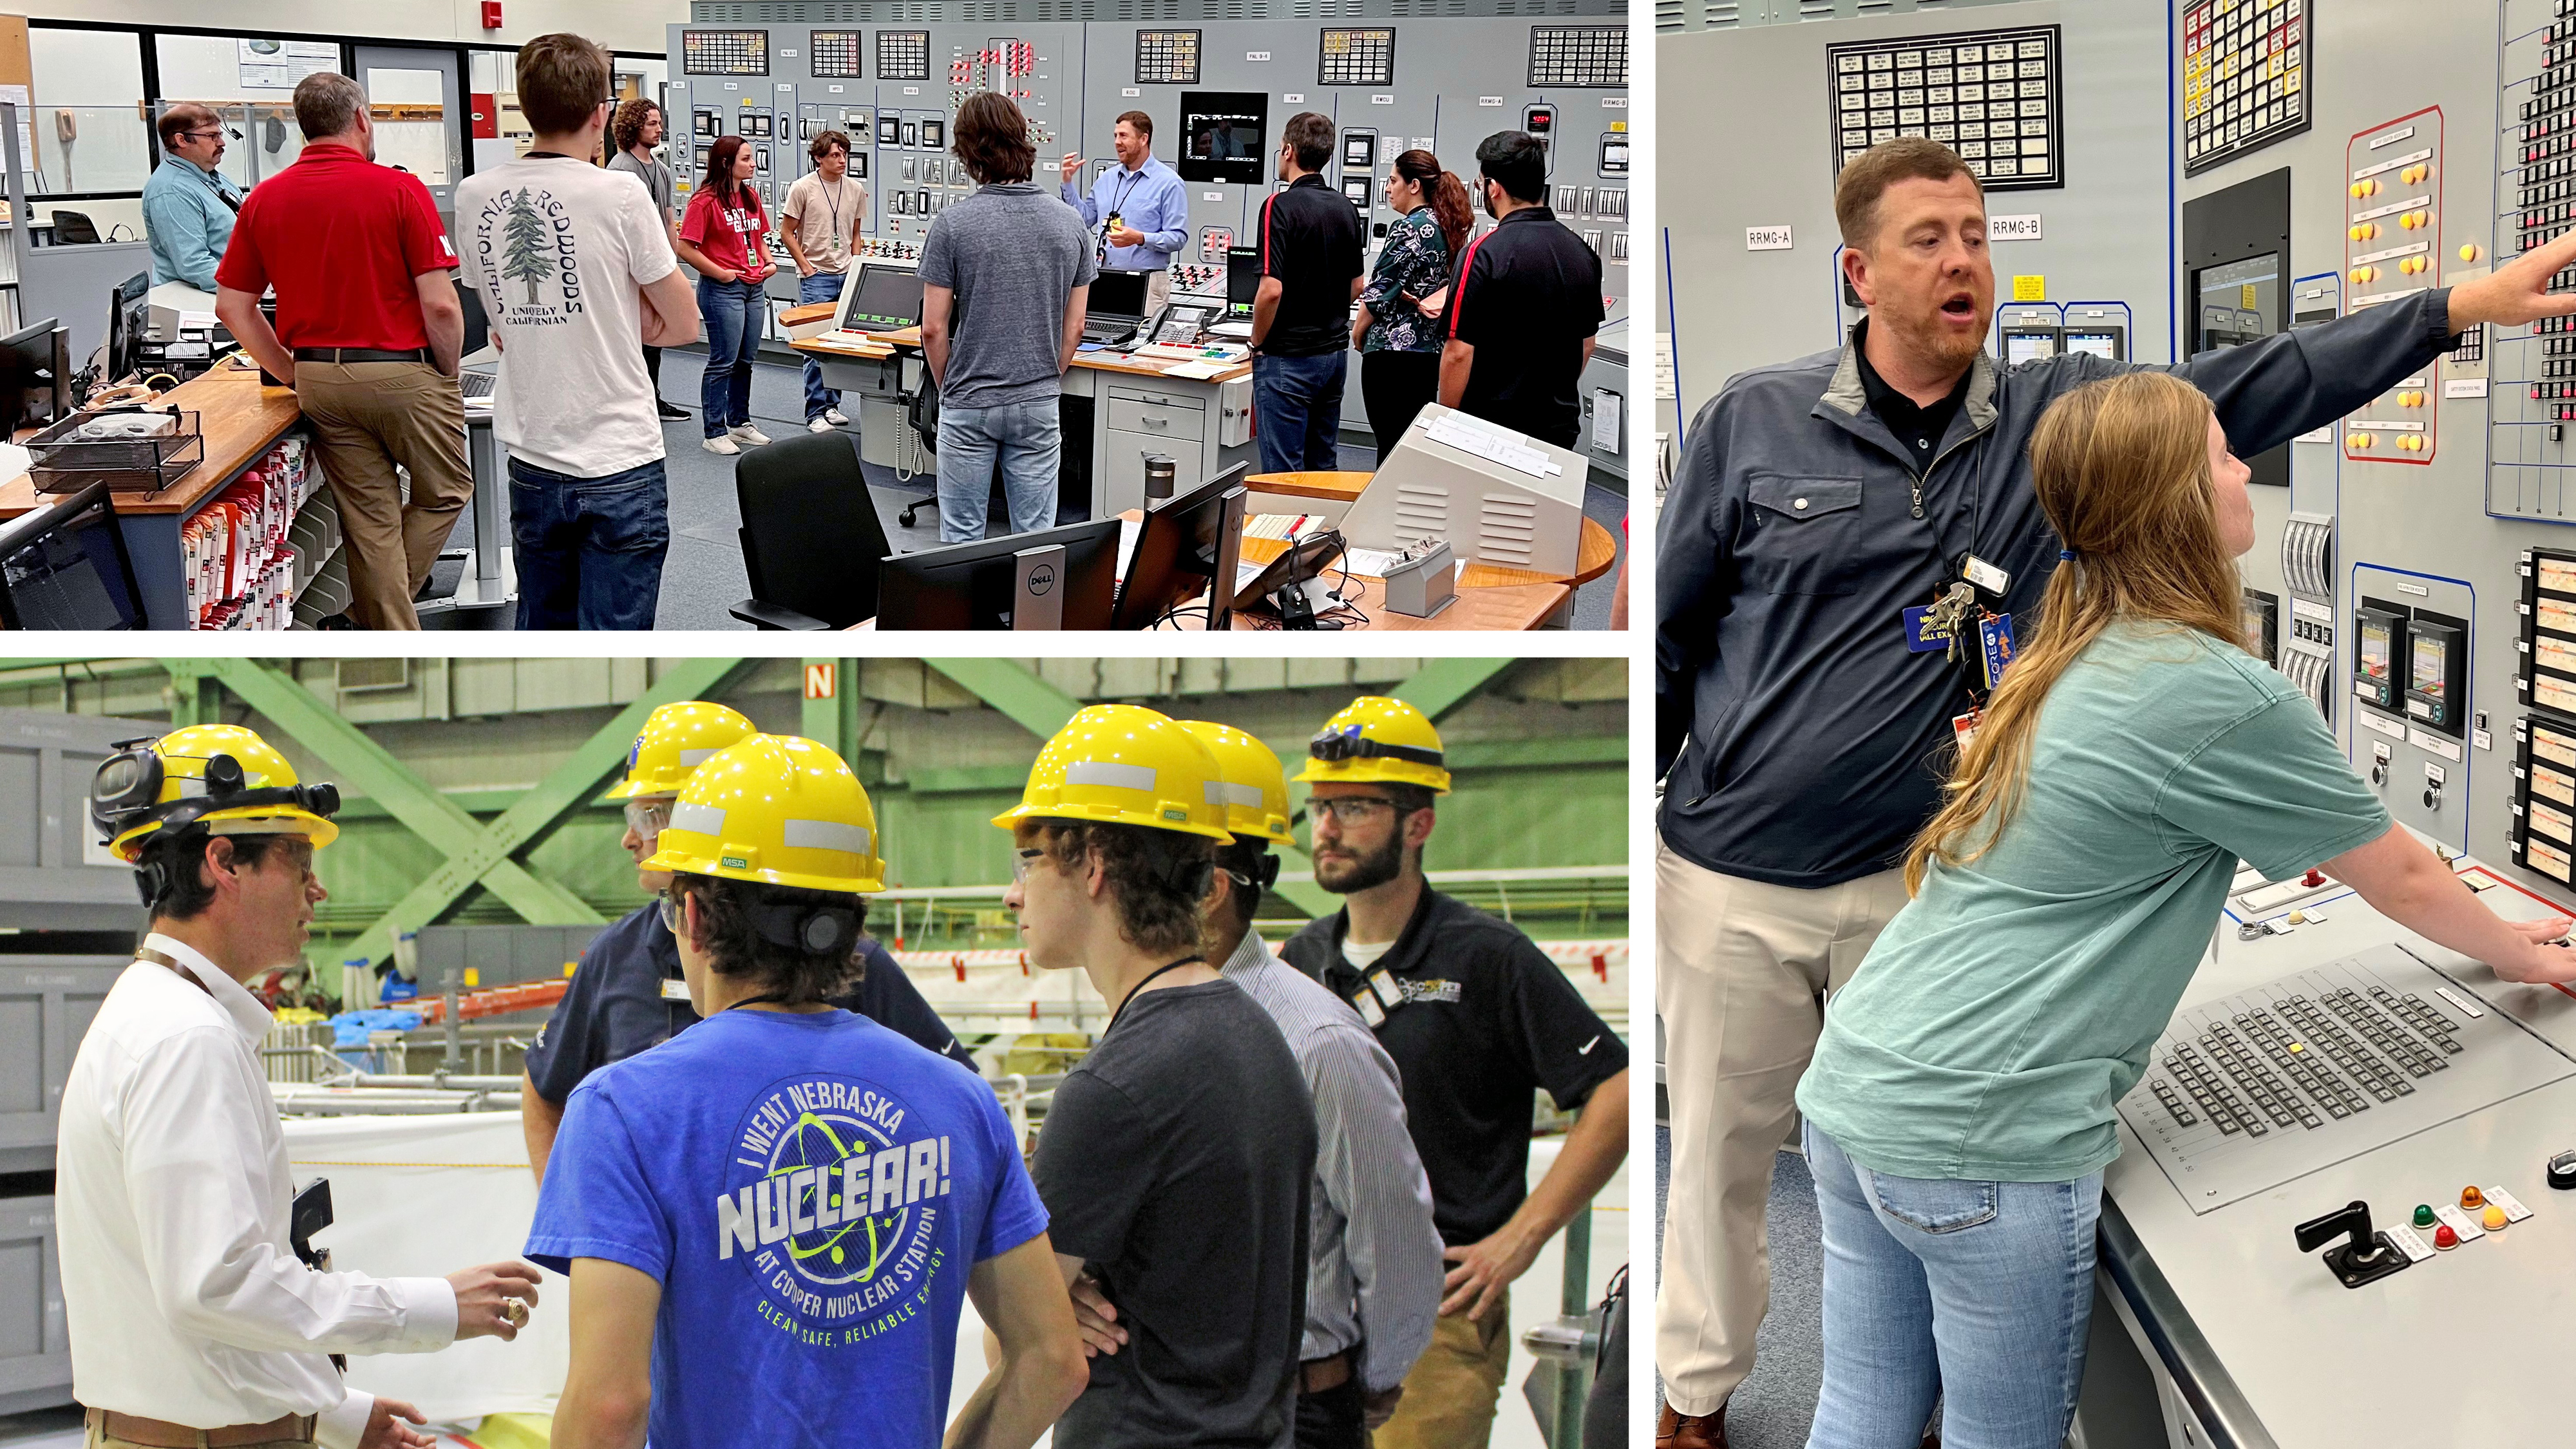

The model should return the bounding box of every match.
[644,734,887,893]
[1179,721,1297,845]
[90,724,342,862]
[992,705,1235,841]
[1293,696,1452,793]
[609,700,758,800]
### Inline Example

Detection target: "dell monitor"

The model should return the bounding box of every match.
[876,518,1122,630]
[1111,462,1249,630]
[0,319,67,435]
[0,480,147,629]
[108,272,150,386]
[839,263,928,332]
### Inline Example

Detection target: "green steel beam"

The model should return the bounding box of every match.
[347,656,757,967]
[922,658,1084,739]
[164,666,223,728]
[1392,658,1513,721]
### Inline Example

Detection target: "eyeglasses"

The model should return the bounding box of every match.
[657,888,685,933]
[1309,795,1402,826]
[176,130,226,143]
[625,799,674,839]
[1010,847,1048,884]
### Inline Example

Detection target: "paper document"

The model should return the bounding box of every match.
[1162,360,1231,380]
[1345,547,1405,576]
[1117,517,1143,580]
[1425,413,1562,479]
[1592,389,1622,453]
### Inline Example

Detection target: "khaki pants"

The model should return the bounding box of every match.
[292,360,472,630]
[1373,1289,1510,1449]
[1144,267,1173,318]
[1652,837,1909,1416]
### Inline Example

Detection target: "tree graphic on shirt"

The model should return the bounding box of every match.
[499,189,552,307]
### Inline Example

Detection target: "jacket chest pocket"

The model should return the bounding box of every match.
[1739,475,1866,596]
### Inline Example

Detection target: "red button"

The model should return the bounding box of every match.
[2434,1224,2460,1249]
[2303,869,2326,887]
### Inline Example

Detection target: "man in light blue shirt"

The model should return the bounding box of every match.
[1056,110,1188,314]
[141,104,245,292]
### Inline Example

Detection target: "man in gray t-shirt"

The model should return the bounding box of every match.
[920,92,1095,542]
[609,99,690,422]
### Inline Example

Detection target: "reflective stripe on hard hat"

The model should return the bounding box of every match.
[1067,760,1157,793]
[678,747,722,766]
[1211,780,1264,808]
[782,819,873,857]
[672,801,726,837]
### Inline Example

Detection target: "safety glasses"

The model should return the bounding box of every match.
[1010,847,1048,885]
[625,799,674,841]
[1309,795,1401,826]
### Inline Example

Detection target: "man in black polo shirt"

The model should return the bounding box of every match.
[1252,111,1365,473]
[1438,131,1604,449]
[1280,696,1629,1449]
[519,700,972,1180]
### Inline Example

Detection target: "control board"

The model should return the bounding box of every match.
[2117,945,2576,1213]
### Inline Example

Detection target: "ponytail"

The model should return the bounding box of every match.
[1394,148,1473,262]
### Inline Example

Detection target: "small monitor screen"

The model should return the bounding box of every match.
[2063,331,2120,359]
[1227,245,1261,317]
[844,265,927,330]
[2361,620,2392,682]
[1091,269,1150,321]
[2412,636,2447,697]
[1179,91,1268,184]
[2003,332,2054,365]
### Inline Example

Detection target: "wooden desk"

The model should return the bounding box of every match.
[1229,534,1570,630]
[791,331,1255,518]
[1244,473,1619,591]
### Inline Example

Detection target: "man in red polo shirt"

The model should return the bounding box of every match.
[214,71,471,630]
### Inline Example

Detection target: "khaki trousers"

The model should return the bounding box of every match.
[1145,266,1173,317]
[1373,1289,1511,1449]
[291,361,472,630]
[1653,837,1909,1416]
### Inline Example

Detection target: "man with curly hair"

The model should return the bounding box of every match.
[607,97,693,422]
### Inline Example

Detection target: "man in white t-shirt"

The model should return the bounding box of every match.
[782,130,867,433]
[455,32,700,630]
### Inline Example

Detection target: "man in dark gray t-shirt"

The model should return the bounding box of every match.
[609,99,690,422]
[920,92,1096,542]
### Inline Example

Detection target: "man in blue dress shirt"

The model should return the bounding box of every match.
[141,104,245,292]
[1057,111,1189,316]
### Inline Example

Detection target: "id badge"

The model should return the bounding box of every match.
[1978,612,2018,690]
[1365,967,1402,1009]
[1960,554,2011,596]
[1350,988,1388,1027]
[1902,605,1959,654]
[1953,707,1986,751]
[661,978,692,1002]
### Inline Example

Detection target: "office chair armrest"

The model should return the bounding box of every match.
[728,599,835,631]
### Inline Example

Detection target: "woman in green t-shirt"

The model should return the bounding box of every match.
[1791,370,2576,1449]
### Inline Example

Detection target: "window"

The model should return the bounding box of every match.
[155,33,346,187]
[27,28,151,196]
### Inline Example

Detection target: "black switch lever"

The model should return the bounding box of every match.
[2293,1199,2411,1289]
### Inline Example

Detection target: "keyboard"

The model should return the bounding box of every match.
[1083,320,1140,346]
[460,372,495,400]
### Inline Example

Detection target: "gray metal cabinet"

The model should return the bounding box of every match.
[0,709,159,933]
[0,1196,69,1415]
[0,960,128,1176]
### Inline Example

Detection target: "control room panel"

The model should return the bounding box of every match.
[664,15,1630,322]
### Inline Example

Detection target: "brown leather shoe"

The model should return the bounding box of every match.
[1656,1402,1728,1449]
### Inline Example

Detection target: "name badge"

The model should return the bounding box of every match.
[1979,612,2018,689]
[1961,554,2011,596]
[1365,967,1401,1007]
[1350,989,1388,1027]
[661,979,692,1002]
[1953,707,1985,750]
[1902,605,1960,653]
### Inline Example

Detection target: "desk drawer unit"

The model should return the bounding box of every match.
[1106,390,1206,443]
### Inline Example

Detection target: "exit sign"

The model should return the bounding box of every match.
[804,663,837,700]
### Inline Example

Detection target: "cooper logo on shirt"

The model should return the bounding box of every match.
[1399,979,1463,1004]
[470,187,586,320]
[713,1075,952,1347]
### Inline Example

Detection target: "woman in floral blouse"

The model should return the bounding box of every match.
[1352,149,1474,460]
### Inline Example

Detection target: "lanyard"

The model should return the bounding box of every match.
[819,175,849,256]
[1106,956,1205,1035]
[138,945,214,998]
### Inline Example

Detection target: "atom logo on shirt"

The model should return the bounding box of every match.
[714,1075,952,1347]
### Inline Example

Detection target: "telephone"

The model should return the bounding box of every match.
[1146,301,1218,346]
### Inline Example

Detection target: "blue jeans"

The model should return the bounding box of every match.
[507,455,669,630]
[1804,1123,2099,1449]
[696,276,764,437]
[1253,350,1347,473]
[936,399,1060,542]
[799,270,845,420]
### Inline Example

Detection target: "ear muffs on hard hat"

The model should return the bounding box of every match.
[645,734,887,895]
[993,704,1235,842]
[92,725,343,864]
[1178,720,1298,846]
[609,700,758,801]
[1292,696,1452,794]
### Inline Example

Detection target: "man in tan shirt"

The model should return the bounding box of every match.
[782,129,867,432]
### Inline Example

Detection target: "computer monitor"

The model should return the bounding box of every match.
[0,319,63,435]
[1090,269,1150,324]
[1226,246,1261,321]
[837,263,927,332]
[877,518,1122,630]
[0,480,147,630]
[1110,462,1249,630]
[108,272,151,387]
[454,277,489,358]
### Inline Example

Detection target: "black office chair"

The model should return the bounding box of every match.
[731,431,890,629]
[48,211,102,245]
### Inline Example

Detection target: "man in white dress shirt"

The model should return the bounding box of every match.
[57,725,540,1449]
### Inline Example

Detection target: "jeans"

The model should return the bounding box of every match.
[799,269,846,420]
[1293,1374,1364,1449]
[506,455,670,630]
[696,276,764,437]
[936,399,1061,542]
[1254,350,1348,473]
[1803,1122,2099,1449]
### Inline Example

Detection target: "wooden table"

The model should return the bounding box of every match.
[1242,471,1621,591]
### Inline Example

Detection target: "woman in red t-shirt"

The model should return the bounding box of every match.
[676,136,777,453]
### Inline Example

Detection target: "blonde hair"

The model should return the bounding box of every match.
[1902,371,2248,894]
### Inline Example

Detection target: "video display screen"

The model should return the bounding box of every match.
[1180,91,1268,185]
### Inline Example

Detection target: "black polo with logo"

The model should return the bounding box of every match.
[1255,174,1365,359]
[1448,206,1606,448]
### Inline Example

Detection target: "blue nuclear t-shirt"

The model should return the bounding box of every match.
[528,1007,1046,1445]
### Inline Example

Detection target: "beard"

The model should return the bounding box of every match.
[1878,298,1989,376]
[1314,831,1406,895]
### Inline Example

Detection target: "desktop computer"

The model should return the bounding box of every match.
[0,480,147,629]
[876,518,1122,630]
[1110,462,1248,630]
